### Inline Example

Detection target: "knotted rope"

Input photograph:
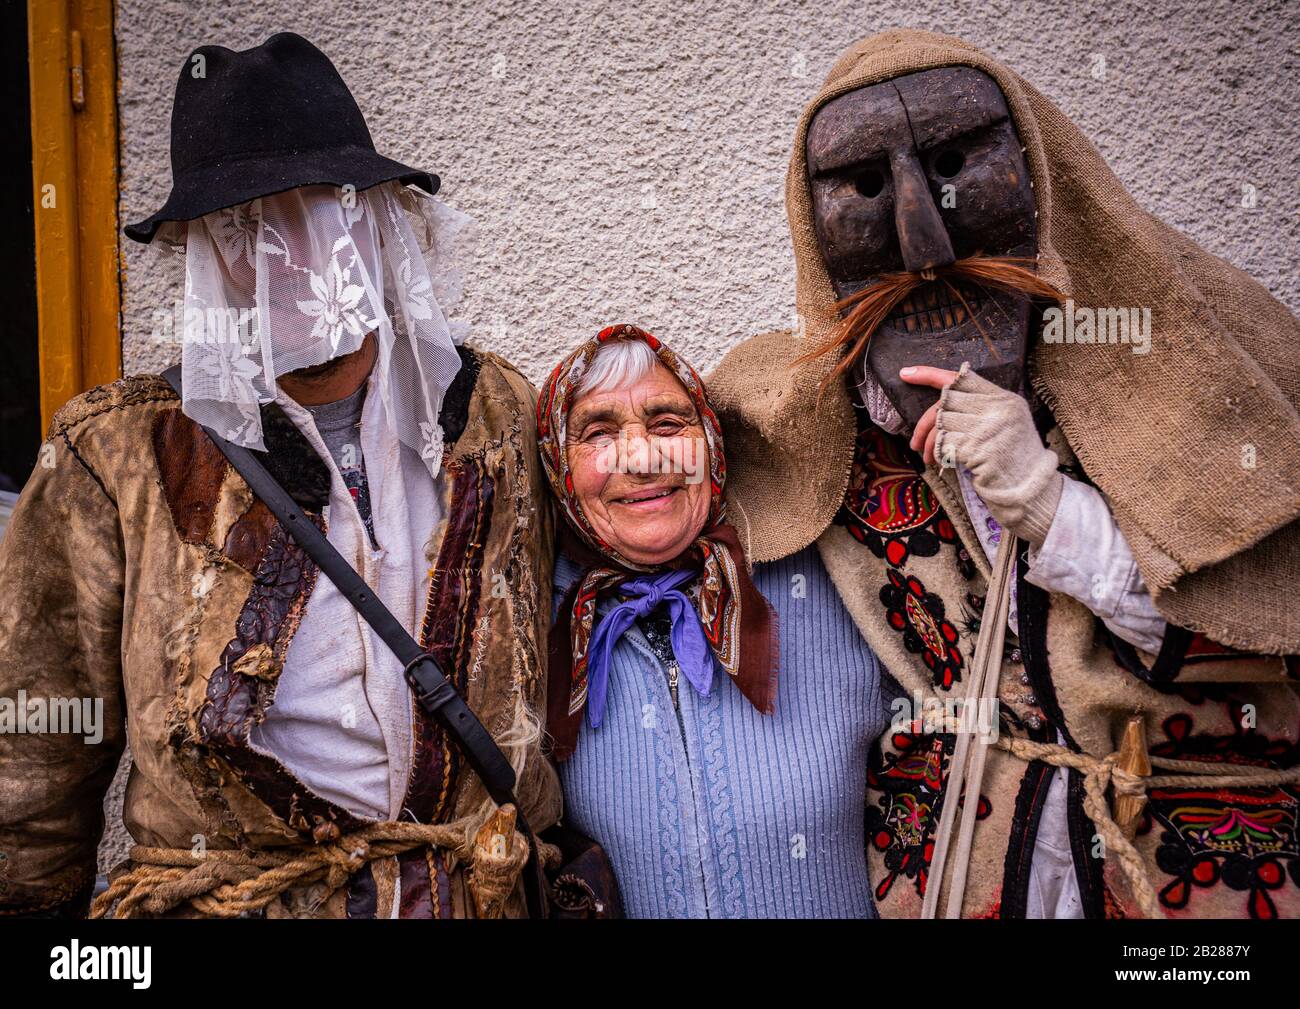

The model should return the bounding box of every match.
[89,818,550,919]
[995,735,1300,919]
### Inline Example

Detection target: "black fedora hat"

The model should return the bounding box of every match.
[124,32,438,243]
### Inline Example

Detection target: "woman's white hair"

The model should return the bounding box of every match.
[574,337,661,397]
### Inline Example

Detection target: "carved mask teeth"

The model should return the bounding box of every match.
[888,281,984,333]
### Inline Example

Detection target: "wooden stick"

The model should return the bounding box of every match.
[922,534,1015,919]
[942,535,1016,918]
[1113,716,1151,839]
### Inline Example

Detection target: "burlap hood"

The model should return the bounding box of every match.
[708,29,1300,653]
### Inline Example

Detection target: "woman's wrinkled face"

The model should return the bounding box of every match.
[566,361,712,566]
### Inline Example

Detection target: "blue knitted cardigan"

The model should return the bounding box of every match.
[554,543,890,918]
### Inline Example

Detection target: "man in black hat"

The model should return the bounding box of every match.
[0,33,560,918]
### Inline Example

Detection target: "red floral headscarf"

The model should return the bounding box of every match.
[537,324,778,760]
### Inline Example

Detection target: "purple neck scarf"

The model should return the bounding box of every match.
[584,568,714,728]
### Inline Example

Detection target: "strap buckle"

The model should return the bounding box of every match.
[403,654,458,712]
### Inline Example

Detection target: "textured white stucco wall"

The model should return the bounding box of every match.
[117,0,1300,386]
[102,0,1299,871]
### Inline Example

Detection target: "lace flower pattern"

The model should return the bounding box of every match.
[169,182,468,474]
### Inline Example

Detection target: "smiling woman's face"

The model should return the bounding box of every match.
[565,360,712,566]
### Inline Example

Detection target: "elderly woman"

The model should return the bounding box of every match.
[537,324,889,918]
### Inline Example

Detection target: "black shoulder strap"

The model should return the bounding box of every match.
[161,366,545,917]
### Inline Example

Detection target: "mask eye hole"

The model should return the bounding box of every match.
[934,149,965,179]
[854,168,885,199]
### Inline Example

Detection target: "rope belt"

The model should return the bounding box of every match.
[89,818,554,919]
[994,735,1300,919]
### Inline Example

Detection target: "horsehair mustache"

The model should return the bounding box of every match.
[795,254,1065,393]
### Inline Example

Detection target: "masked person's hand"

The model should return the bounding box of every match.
[901,363,1063,546]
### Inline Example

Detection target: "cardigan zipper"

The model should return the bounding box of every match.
[662,655,710,915]
[627,626,711,916]
[664,659,688,766]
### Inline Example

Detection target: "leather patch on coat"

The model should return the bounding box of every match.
[199,520,362,837]
[152,407,229,545]
[345,863,379,919]
[224,499,277,574]
[401,454,497,825]
[398,850,435,918]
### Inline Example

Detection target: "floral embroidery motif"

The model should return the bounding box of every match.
[191,351,263,444]
[838,425,958,568]
[419,420,445,475]
[867,730,991,903]
[868,732,948,903]
[880,569,964,690]
[1141,712,1300,919]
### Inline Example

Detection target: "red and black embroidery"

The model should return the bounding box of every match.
[867,730,991,904]
[837,423,958,568]
[867,731,950,903]
[880,569,964,689]
[1140,712,1300,919]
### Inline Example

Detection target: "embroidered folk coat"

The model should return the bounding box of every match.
[707,29,1300,920]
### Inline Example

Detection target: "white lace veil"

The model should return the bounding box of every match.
[154,181,472,477]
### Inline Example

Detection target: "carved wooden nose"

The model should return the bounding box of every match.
[890,148,955,273]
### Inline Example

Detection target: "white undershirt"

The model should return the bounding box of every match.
[248,371,444,823]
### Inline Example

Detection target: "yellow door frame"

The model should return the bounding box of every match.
[28,0,121,433]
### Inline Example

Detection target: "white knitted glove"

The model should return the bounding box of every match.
[934,364,1064,545]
